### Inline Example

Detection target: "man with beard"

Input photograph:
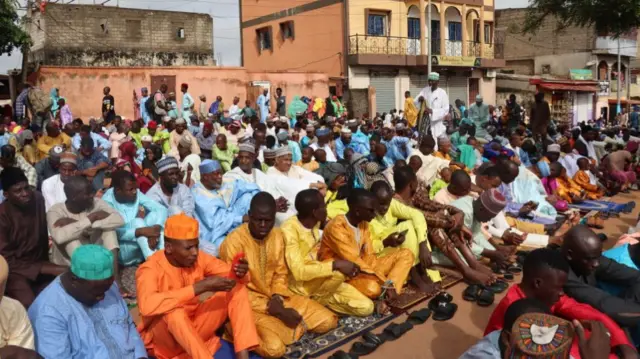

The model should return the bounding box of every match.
[137,213,259,359]
[0,167,67,308]
[146,157,195,217]
[101,170,167,268]
[42,152,78,211]
[192,160,259,256]
[169,118,200,156]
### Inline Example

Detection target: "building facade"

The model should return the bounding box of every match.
[495,8,637,124]
[241,0,505,116]
[27,3,215,67]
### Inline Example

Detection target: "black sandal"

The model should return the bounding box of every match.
[477,288,495,307]
[432,301,458,321]
[362,332,385,346]
[502,273,515,282]
[463,284,480,301]
[349,341,378,356]
[406,308,432,325]
[382,322,414,340]
[488,280,509,294]
[506,263,523,274]
[329,350,356,359]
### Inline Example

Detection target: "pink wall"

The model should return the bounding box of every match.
[35,66,329,120]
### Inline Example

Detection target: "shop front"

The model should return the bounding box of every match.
[530,79,599,126]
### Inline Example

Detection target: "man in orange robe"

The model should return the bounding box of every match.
[573,157,605,200]
[136,213,259,359]
[318,188,414,300]
[219,192,338,359]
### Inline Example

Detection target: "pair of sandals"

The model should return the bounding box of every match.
[329,308,433,358]
[427,292,458,321]
[463,279,509,307]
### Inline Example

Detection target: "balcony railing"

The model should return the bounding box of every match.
[348,35,503,59]
[349,34,422,56]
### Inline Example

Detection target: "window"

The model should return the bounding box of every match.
[408,18,420,39]
[280,21,294,40]
[172,22,185,40]
[367,11,389,36]
[256,27,272,52]
[484,22,493,44]
[474,20,480,43]
[97,19,108,35]
[448,22,462,41]
[126,19,142,39]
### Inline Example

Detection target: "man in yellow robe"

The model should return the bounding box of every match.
[318,189,414,300]
[404,91,418,128]
[36,122,71,159]
[281,189,374,316]
[369,181,441,294]
[220,192,338,359]
[573,157,605,200]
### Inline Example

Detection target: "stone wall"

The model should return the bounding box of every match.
[28,4,214,66]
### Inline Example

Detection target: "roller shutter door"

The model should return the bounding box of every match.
[447,74,468,107]
[370,74,397,114]
[409,74,448,99]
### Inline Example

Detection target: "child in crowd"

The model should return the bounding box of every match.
[298,147,319,172]
[573,157,606,200]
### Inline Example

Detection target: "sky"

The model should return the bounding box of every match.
[0,0,529,73]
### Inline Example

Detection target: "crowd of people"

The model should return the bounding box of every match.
[2,73,640,359]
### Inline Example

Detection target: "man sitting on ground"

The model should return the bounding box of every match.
[146,157,195,217]
[281,189,374,317]
[485,248,635,358]
[369,181,441,293]
[102,170,167,269]
[0,167,66,308]
[220,192,338,358]
[76,137,110,192]
[0,145,36,188]
[42,152,78,211]
[35,145,63,190]
[28,245,147,359]
[561,225,640,332]
[136,213,259,359]
[319,189,414,302]
[0,255,39,358]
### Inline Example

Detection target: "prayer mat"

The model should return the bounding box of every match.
[568,199,628,213]
[283,270,463,359]
[121,265,139,306]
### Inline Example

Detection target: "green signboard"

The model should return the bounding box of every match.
[570,69,594,80]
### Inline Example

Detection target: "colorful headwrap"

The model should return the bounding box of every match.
[165,213,199,240]
[508,313,574,358]
[71,245,114,281]
[479,188,506,215]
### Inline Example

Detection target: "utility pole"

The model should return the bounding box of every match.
[617,37,621,114]
[427,0,432,75]
[21,0,33,83]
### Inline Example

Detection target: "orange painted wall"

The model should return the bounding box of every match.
[34,66,329,120]
[241,2,345,79]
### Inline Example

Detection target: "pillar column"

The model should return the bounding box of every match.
[419,0,426,55]
[440,1,446,56]
[461,5,468,57]
[479,6,485,58]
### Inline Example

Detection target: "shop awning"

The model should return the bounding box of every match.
[538,83,599,92]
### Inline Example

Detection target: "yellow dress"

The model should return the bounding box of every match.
[325,191,348,220]
[220,224,338,359]
[573,170,604,200]
[404,97,418,128]
[318,215,414,299]
[369,199,441,283]
[281,216,374,316]
[555,176,585,203]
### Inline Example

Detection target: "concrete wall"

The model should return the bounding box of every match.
[495,9,597,60]
[534,52,592,78]
[241,2,344,79]
[29,4,214,66]
[34,66,329,120]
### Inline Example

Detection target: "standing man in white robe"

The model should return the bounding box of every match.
[416,72,449,150]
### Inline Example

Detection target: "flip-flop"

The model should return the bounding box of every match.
[463,284,480,301]
[382,322,414,341]
[432,301,458,321]
[506,263,523,274]
[487,280,509,294]
[329,350,356,359]
[406,308,432,325]
[502,273,515,282]
[362,332,385,346]
[476,288,495,307]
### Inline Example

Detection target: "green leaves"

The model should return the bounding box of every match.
[0,0,31,55]
[523,0,640,37]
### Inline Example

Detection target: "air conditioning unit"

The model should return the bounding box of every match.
[485,70,497,78]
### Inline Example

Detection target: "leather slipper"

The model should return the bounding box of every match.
[432,302,458,321]
[349,341,377,356]
[406,308,432,325]
[463,284,480,301]
[362,332,385,346]
[488,280,509,294]
[476,288,495,307]
[382,322,414,340]
[329,350,356,359]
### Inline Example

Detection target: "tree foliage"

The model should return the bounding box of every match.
[0,0,30,55]
[523,0,640,37]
